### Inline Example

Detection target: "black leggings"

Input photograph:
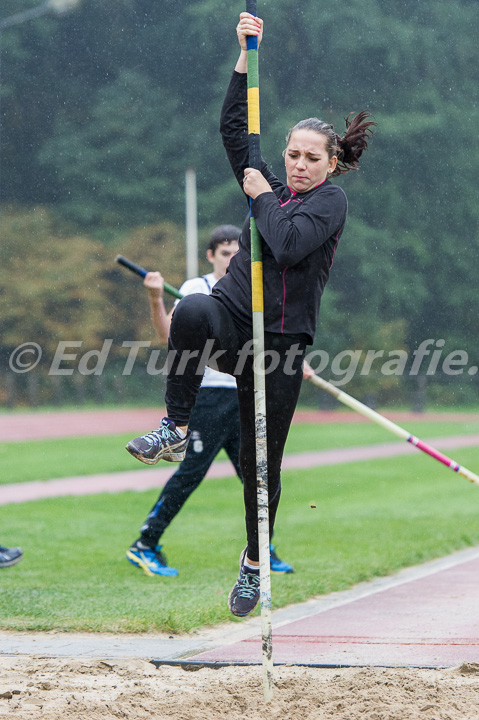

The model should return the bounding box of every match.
[166,294,306,561]
[139,388,241,547]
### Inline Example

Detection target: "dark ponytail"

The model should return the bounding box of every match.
[285,111,376,177]
[334,111,376,176]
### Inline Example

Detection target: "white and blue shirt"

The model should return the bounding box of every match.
[176,273,237,389]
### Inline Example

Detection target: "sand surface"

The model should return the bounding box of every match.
[1,657,479,719]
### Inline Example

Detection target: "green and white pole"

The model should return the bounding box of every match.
[245,0,273,702]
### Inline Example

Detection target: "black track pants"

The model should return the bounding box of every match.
[165,293,306,561]
[139,387,241,547]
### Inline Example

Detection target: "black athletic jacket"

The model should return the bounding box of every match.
[213,71,348,345]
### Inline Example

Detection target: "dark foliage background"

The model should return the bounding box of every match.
[1,0,478,406]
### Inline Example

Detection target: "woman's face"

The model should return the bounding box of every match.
[285,129,337,193]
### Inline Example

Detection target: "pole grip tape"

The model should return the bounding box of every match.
[115,255,183,299]
[251,261,264,312]
[115,254,147,278]
[247,87,260,135]
[248,135,261,171]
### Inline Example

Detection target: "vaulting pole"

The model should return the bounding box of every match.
[308,372,479,485]
[245,0,273,702]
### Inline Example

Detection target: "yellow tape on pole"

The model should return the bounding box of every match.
[247,87,261,135]
[251,261,264,312]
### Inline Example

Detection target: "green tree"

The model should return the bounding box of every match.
[1,0,478,403]
[0,207,110,360]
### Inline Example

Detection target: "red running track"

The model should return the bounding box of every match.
[186,549,479,668]
[2,407,479,443]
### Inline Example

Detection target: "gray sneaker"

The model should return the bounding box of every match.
[228,548,261,617]
[0,546,23,568]
[125,418,191,465]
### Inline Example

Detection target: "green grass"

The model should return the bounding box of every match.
[283,419,479,455]
[1,445,479,633]
[1,419,479,485]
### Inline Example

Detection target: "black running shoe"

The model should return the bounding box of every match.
[228,548,261,617]
[0,546,23,568]
[125,418,191,465]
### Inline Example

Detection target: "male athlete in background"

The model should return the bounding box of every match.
[126,225,294,576]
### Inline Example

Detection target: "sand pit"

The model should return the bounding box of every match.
[1,657,479,719]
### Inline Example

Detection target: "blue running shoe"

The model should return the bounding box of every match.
[270,544,294,574]
[125,418,191,465]
[126,542,178,577]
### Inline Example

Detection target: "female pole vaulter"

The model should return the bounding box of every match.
[126,12,375,617]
